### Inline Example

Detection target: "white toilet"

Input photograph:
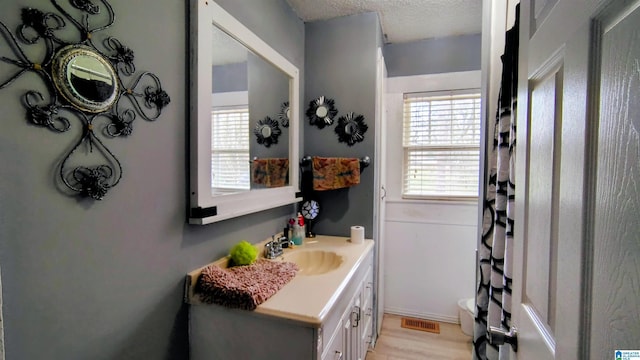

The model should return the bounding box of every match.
[457,298,475,336]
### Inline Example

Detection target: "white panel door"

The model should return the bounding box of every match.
[373,47,387,341]
[511,0,640,360]
[512,0,640,359]
[589,2,640,358]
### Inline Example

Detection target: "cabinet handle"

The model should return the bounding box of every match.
[334,350,343,360]
[352,306,361,327]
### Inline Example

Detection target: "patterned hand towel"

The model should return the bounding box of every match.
[196,259,298,310]
[312,157,360,191]
[252,158,289,188]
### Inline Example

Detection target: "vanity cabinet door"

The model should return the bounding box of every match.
[359,265,374,358]
[350,295,362,360]
[320,251,373,360]
[322,318,345,360]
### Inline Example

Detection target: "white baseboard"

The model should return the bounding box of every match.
[384,307,459,324]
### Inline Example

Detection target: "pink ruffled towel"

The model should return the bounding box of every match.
[196,259,298,310]
[312,156,360,191]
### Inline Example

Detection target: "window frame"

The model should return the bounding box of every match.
[401,89,482,201]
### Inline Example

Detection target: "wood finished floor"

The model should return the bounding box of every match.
[366,314,472,360]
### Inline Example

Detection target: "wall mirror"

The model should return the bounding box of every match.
[52,45,120,113]
[190,0,300,224]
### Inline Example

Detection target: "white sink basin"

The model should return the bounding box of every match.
[280,250,343,275]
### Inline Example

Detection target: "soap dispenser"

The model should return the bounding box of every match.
[291,212,305,246]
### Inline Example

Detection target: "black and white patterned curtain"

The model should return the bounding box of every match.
[473,5,519,360]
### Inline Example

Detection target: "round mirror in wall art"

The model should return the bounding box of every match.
[316,105,328,118]
[52,45,119,113]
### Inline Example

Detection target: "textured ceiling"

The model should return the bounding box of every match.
[285,0,482,43]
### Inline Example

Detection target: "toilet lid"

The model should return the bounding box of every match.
[466,298,475,313]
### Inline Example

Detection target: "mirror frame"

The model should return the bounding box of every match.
[189,0,301,224]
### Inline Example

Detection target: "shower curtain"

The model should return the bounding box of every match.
[473,5,519,360]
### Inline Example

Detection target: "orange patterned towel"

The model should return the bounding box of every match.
[196,259,299,310]
[312,157,360,191]
[252,158,289,188]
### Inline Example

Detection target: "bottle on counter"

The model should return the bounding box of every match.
[291,212,305,245]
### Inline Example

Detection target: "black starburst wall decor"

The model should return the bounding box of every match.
[254,116,282,148]
[306,95,338,129]
[335,112,367,146]
[0,0,170,200]
[278,101,290,128]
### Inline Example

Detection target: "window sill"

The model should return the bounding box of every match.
[386,197,479,206]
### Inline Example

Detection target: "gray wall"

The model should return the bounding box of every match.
[304,13,380,239]
[249,53,290,161]
[0,0,303,359]
[212,62,248,93]
[384,33,481,77]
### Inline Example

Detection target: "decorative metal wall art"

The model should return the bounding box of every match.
[0,0,170,200]
[254,116,281,147]
[278,101,290,128]
[306,95,338,129]
[335,112,367,146]
[300,199,319,237]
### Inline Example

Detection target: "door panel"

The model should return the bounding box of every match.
[590,2,640,358]
[519,304,555,358]
[525,67,562,337]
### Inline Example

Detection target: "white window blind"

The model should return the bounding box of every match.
[402,91,481,200]
[211,107,250,194]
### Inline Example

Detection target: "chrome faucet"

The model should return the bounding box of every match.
[264,236,284,259]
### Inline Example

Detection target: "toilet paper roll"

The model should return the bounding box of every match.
[350,226,365,244]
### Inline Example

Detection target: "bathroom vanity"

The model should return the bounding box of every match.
[185,235,374,360]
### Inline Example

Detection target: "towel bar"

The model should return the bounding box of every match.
[300,155,370,170]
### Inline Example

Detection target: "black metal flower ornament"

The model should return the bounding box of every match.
[306,95,338,129]
[335,112,368,146]
[278,101,290,128]
[0,0,170,200]
[254,116,282,148]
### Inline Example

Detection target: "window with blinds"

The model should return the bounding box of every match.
[402,91,481,200]
[211,106,250,194]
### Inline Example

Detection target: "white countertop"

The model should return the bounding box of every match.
[185,235,374,326]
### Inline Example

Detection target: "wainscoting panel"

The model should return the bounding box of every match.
[383,201,477,323]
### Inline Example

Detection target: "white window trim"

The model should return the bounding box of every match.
[402,90,481,200]
[385,70,482,203]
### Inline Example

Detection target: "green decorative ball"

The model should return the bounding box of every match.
[229,241,258,266]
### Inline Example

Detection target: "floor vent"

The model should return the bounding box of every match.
[401,317,441,334]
